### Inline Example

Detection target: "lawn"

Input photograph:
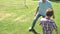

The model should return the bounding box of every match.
[0,0,60,34]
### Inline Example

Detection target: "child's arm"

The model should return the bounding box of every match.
[55,28,58,34]
[53,22,58,34]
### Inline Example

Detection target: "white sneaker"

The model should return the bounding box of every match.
[28,27,33,31]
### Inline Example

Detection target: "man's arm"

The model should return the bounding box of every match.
[52,8,55,19]
[49,2,55,19]
[51,8,55,19]
[35,6,39,16]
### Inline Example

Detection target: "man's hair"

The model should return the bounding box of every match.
[46,8,54,17]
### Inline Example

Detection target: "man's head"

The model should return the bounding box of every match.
[42,0,46,3]
[46,8,53,17]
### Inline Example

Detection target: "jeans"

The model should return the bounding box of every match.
[31,13,45,29]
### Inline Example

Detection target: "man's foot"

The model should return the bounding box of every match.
[28,27,39,34]
[29,27,33,31]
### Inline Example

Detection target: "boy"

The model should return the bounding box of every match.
[39,8,58,34]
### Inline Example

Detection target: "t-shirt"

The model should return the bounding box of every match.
[38,0,52,16]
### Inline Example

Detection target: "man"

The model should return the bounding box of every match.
[29,0,55,34]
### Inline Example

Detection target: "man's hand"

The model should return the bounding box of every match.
[53,15,55,19]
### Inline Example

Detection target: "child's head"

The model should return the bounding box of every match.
[46,8,53,17]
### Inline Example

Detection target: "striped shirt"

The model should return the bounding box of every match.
[40,18,57,34]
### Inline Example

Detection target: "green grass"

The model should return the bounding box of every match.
[0,0,60,34]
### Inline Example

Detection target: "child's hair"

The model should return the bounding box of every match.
[46,8,54,17]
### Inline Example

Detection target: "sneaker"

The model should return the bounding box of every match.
[28,27,33,31]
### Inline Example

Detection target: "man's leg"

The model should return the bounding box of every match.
[30,14,40,30]
[31,29,38,34]
[29,14,41,34]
